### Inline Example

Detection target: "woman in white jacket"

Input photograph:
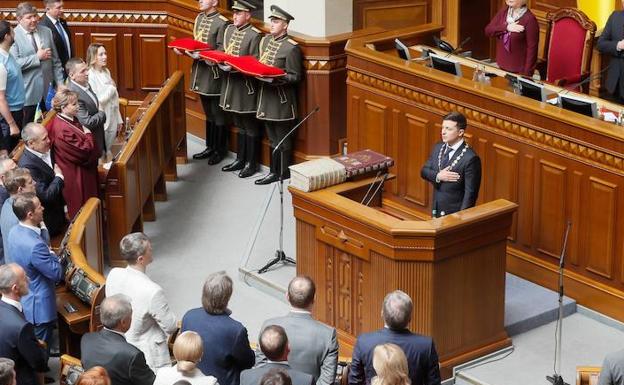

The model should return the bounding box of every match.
[86,43,123,159]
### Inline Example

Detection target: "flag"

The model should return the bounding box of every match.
[578,0,615,29]
[45,82,56,111]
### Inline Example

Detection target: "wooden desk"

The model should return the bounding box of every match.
[290,178,517,377]
[345,25,624,322]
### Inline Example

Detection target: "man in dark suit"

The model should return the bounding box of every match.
[348,290,441,385]
[597,2,624,103]
[0,263,49,385]
[38,0,72,77]
[18,122,66,236]
[257,276,338,385]
[241,325,314,385]
[66,57,106,155]
[181,271,255,385]
[420,111,481,217]
[81,294,156,385]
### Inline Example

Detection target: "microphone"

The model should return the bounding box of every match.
[364,173,389,207]
[272,106,320,156]
[445,37,471,58]
[559,65,609,95]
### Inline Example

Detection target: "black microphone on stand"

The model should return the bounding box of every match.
[257,106,320,274]
[445,36,472,58]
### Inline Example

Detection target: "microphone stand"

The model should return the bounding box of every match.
[546,221,572,385]
[257,106,320,274]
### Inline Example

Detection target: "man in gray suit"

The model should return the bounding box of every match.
[10,2,64,126]
[599,349,624,385]
[257,276,338,385]
[66,57,106,155]
[241,325,313,385]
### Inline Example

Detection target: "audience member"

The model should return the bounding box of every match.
[10,2,64,125]
[0,21,25,154]
[81,294,156,385]
[18,122,66,236]
[0,156,17,204]
[0,264,48,385]
[75,366,111,385]
[0,358,16,385]
[66,57,106,158]
[257,276,338,385]
[181,271,254,385]
[105,232,177,370]
[7,193,62,348]
[260,369,292,385]
[0,168,37,264]
[38,0,72,76]
[371,344,410,385]
[348,290,440,385]
[86,43,123,159]
[240,325,313,385]
[154,331,219,385]
[48,87,99,218]
[597,4,624,104]
[598,349,624,385]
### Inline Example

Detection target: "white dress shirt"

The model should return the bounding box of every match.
[1,295,23,313]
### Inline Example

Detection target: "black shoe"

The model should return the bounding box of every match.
[209,124,228,165]
[208,151,225,165]
[222,131,246,171]
[254,172,279,185]
[239,135,259,178]
[255,147,279,184]
[193,148,214,160]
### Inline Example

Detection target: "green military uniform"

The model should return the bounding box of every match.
[190,10,230,163]
[254,5,303,185]
[219,10,264,177]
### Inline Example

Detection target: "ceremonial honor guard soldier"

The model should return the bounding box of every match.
[254,5,303,185]
[219,0,263,178]
[186,0,229,164]
[420,112,482,217]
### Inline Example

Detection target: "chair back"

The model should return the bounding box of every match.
[576,366,601,385]
[544,8,596,91]
[60,354,84,385]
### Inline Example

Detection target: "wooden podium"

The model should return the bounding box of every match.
[290,177,517,376]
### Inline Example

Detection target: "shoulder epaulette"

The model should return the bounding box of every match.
[219,15,229,22]
[251,26,262,33]
[288,38,298,46]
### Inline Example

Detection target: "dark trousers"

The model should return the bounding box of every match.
[265,120,295,151]
[34,320,55,355]
[0,109,24,152]
[22,99,47,126]
[233,113,260,137]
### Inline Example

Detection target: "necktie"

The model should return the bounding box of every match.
[55,21,70,55]
[29,32,38,52]
[441,148,452,169]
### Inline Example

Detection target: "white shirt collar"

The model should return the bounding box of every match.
[103,327,126,338]
[46,14,59,24]
[1,296,23,313]
[0,47,8,57]
[448,139,464,152]
[17,24,36,35]
[71,79,90,92]
[25,146,50,160]
[265,360,289,366]
[289,308,311,314]
[19,221,42,236]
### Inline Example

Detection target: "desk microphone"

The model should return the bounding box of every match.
[445,37,472,58]
[363,172,390,207]
[559,65,610,95]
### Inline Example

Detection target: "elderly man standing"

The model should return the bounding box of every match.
[0,264,48,385]
[257,276,338,385]
[181,271,255,385]
[81,294,156,385]
[0,21,25,154]
[105,232,177,370]
[7,193,62,353]
[18,122,66,236]
[348,290,441,385]
[10,2,64,126]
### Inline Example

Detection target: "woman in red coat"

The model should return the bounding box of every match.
[48,87,100,219]
[485,0,539,76]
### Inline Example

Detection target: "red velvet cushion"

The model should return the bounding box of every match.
[225,56,286,77]
[199,50,235,63]
[546,18,586,84]
[167,38,211,51]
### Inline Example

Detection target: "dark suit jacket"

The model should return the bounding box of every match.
[348,328,441,385]
[38,14,72,74]
[18,149,67,236]
[240,362,314,385]
[81,329,155,385]
[597,10,624,97]
[181,308,255,385]
[68,80,106,152]
[420,141,481,217]
[0,300,48,385]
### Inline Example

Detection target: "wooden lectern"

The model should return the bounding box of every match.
[290,177,517,376]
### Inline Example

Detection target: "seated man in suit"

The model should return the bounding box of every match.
[105,232,177,370]
[7,193,62,350]
[348,290,441,385]
[257,276,338,385]
[0,264,48,385]
[420,111,481,218]
[1,168,38,264]
[66,57,106,157]
[38,0,72,77]
[19,122,66,236]
[241,325,313,385]
[181,271,255,385]
[81,294,156,385]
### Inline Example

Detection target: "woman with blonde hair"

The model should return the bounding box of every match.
[85,43,123,159]
[48,86,100,218]
[155,331,219,385]
[76,366,111,385]
[372,343,411,385]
